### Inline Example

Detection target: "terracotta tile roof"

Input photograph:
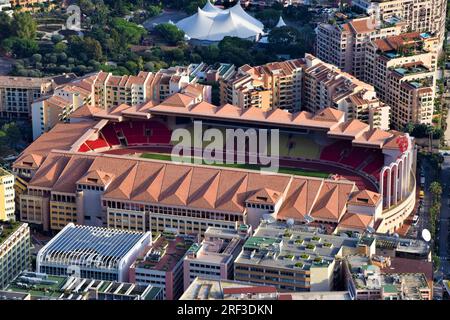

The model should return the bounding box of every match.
[328,119,370,138]
[349,190,381,207]
[338,212,373,230]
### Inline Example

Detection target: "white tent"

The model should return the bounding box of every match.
[176,0,264,42]
[275,16,287,28]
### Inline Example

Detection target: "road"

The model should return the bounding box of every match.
[438,156,450,277]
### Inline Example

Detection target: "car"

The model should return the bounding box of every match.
[412,215,419,226]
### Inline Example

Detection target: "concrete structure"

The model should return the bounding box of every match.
[183,225,251,290]
[233,222,373,292]
[365,32,439,128]
[129,230,194,300]
[0,168,15,221]
[4,271,163,300]
[0,222,30,289]
[180,277,353,300]
[344,255,432,300]
[36,223,151,282]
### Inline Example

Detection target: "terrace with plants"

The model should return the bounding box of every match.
[0,221,22,245]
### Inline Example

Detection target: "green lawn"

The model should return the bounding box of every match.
[140,153,329,178]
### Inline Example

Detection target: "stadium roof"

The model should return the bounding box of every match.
[176,1,264,42]
[37,224,151,270]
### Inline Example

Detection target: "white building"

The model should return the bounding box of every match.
[36,223,151,282]
[0,168,15,222]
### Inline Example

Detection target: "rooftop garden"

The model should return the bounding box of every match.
[294,262,304,269]
[323,242,333,248]
[295,239,304,245]
[311,236,321,242]
[0,221,22,244]
[305,244,316,250]
[300,254,310,260]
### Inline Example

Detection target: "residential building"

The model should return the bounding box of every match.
[220,59,304,112]
[0,168,15,221]
[344,255,432,300]
[180,277,353,300]
[0,74,76,119]
[129,230,195,300]
[233,222,373,292]
[0,222,30,289]
[364,32,439,128]
[302,54,390,129]
[352,0,447,47]
[0,76,54,119]
[183,225,251,290]
[4,271,163,300]
[316,0,447,78]
[36,223,151,282]
[316,16,406,79]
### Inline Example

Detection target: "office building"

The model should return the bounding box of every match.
[183,225,251,290]
[129,230,195,300]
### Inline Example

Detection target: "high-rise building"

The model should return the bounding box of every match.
[316,0,447,77]
[220,59,304,112]
[364,32,439,128]
[0,222,30,289]
[0,168,15,222]
[302,54,391,130]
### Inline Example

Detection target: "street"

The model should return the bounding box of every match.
[438,156,450,277]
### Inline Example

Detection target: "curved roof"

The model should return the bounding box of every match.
[176,1,264,41]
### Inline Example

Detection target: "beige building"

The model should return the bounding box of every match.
[364,32,438,128]
[316,16,406,79]
[316,0,447,78]
[0,76,54,119]
[0,168,15,222]
[302,54,390,130]
[220,59,304,112]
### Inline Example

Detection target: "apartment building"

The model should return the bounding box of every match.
[220,59,304,112]
[352,0,447,46]
[0,168,15,222]
[183,225,251,291]
[316,16,406,79]
[0,74,76,119]
[0,76,54,119]
[36,223,151,282]
[129,231,195,300]
[0,222,30,289]
[364,32,438,128]
[302,54,390,129]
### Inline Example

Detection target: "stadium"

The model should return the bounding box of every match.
[13,92,416,236]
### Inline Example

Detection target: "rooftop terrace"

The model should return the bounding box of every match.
[0,221,23,245]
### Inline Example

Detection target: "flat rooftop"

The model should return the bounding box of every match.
[0,221,23,246]
[134,234,193,272]
[235,222,360,271]
[5,272,161,300]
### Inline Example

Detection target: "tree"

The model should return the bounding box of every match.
[429,181,443,201]
[11,12,37,39]
[268,26,301,47]
[0,12,12,41]
[155,23,185,45]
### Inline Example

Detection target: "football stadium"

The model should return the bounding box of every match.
[13,92,416,237]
